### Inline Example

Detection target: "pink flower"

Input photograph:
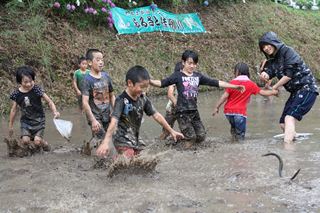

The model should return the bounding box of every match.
[53,2,60,8]
[66,3,71,10]
[71,5,76,11]
[108,22,113,29]
[102,0,107,2]
[84,7,89,13]
[110,2,115,8]
[108,11,112,17]
[88,7,94,13]
[93,10,98,15]
[101,7,107,13]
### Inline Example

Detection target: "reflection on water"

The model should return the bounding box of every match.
[0,90,319,212]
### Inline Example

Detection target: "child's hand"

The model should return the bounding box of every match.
[260,72,270,82]
[212,108,219,116]
[236,85,246,93]
[170,130,184,142]
[53,111,60,119]
[76,90,81,96]
[96,141,109,157]
[272,89,279,97]
[91,119,101,133]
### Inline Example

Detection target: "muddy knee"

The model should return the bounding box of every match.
[21,136,31,145]
[34,137,42,146]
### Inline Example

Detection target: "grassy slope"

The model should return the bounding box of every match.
[0,1,320,114]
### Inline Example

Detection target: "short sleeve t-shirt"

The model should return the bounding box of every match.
[224,75,261,116]
[10,85,45,125]
[82,72,114,122]
[73,69,90,92]
[112,91,157,149]
[161,71,219,113]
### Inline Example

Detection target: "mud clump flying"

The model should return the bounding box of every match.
[3,137,42,157]
[94,154,159,177]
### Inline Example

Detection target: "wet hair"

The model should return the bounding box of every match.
[125,65,150,85]
[234,62,250,78]
[181,50,198,64]
[16,66,35,84]
[85,49,102,61]
[174,61,183,73]
[78,56,87,65]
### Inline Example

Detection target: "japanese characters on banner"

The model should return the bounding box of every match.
[110,6,206,34]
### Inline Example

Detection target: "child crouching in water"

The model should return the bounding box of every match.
[212,62,278,141]
[96,65,184,158]
[8,66,60,153]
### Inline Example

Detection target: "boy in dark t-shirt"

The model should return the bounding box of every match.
[82,49,115,140]
[96,65,184,158]
[150,50,245,147]
[9,66,60,152]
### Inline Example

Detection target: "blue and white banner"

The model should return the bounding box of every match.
[111,6,206,34]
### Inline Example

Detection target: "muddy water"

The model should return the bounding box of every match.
[0,90,319,212]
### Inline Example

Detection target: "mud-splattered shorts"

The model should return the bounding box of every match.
[116,146,141,158]
[20,121,45,140]
[176,110,206,143]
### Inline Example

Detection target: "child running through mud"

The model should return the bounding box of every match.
[8,66,60,156]
[82,49,115,152]
[96,65,184,158]
[212,62,278,141]
[72,56,89,111]
[150,50,245,148]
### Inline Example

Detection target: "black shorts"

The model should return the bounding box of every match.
[280,90,318,123]
[20,121,45,140]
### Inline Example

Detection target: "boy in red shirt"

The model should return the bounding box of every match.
[212,62,278,141]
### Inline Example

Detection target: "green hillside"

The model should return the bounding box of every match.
[0,1,320,114]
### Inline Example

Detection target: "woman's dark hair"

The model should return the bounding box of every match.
[16,66,35,84]
[181,50,198,64]
[234,62,250,78]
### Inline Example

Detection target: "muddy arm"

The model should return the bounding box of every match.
[42,93,60,118]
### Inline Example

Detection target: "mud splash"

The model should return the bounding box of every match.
[0,92,319,212]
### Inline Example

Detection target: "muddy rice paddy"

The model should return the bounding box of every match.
[0,91,319,212]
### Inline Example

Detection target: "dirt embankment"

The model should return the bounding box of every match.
[0,1,320,114]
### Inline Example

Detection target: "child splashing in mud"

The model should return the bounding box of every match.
[212,62,278,141]
[8,66,60,156]
[150,50,245,148]
[96,65,184,158]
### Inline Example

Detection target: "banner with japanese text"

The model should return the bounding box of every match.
[111,6,206,34]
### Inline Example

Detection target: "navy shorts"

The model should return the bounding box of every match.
[225,114,247,140]
[20,121,45,140]
[280,90,318,124]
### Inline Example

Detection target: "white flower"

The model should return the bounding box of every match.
[18,0,23,2]
[76,0,80,6]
